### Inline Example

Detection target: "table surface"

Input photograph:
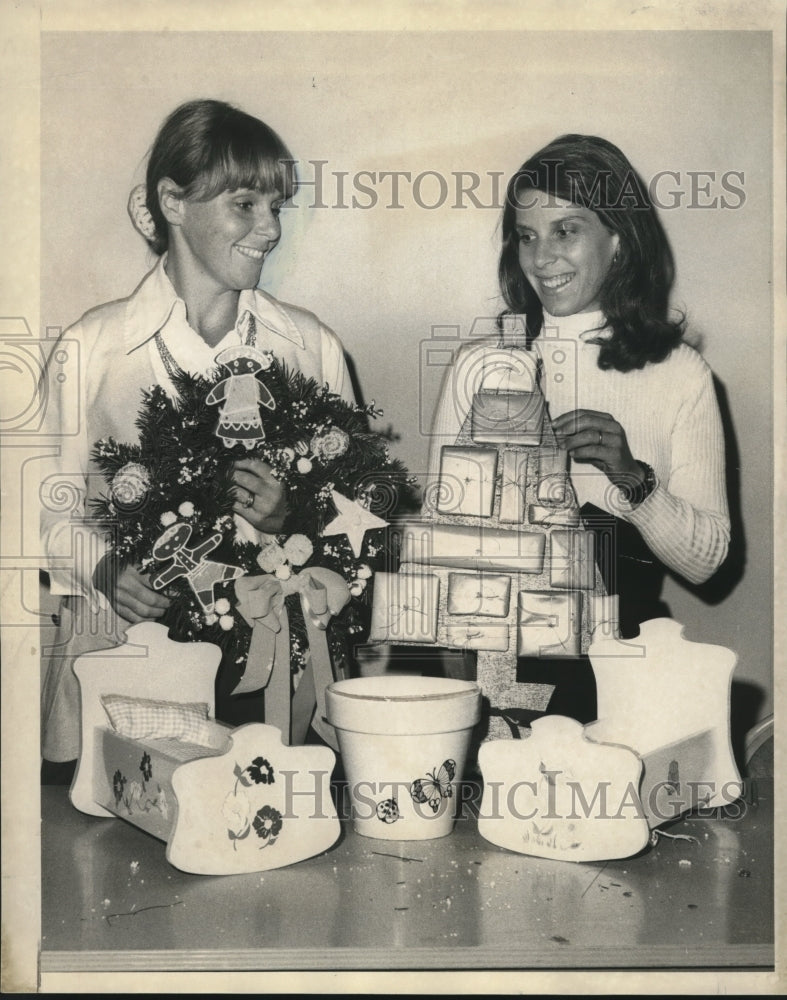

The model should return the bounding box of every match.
[40,762,774,974]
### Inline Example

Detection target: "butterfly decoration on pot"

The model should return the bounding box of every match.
[409,758,456,813]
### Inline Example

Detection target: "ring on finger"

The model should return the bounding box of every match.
[597,430,603,446]
[242,491,254,508]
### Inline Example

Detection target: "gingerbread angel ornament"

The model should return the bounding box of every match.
[205,345,276,449]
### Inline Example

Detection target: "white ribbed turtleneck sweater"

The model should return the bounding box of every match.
[425,310,729,585]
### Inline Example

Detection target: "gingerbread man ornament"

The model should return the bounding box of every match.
[150,522,246,616]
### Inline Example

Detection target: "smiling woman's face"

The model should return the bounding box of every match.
[514,190,619,316]
[172,186,284,296]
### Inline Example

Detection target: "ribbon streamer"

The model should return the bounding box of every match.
[233,567,351,746]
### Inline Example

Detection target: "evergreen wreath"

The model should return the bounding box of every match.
[89,352,416,689]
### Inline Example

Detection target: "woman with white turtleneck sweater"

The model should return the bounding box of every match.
[426,134,729,721]
[532,307,728,586]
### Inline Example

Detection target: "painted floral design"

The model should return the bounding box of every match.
[112,769,127,805]
[376,798,401,824]
[111,766,167,817]
[139,752,153,784]
[127,780,145,811]
[233,756,275,792]
[253,805,283,846]
[225,755,283,850]
[223,790,252,849]
[523,820,581,852]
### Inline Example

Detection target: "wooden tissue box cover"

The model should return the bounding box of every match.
[95,728,224,843]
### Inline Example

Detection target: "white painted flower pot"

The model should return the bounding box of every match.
[326,675,482,840]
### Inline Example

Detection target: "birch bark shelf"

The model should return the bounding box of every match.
[370,339,609,737]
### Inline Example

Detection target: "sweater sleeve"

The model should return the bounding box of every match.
[622,357,730,584]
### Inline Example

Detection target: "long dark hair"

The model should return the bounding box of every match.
[498,134,684,371]
[144,99,297,256]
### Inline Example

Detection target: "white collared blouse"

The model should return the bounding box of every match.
[41,257,354,607]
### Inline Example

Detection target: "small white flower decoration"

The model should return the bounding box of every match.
[282,534,314,566]
[222,789,251,831]
[219,614,235,631]
[257,542,287,574]
[356,563,373,579]
[275,564,292,581]
[178,501,195,517]
[297,457,313,474]
[349,580,366,597]
[160,511,177,527]
[214,598,231,616]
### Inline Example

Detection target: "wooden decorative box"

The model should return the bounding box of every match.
[477,619,744,862]
[71,621,341,875]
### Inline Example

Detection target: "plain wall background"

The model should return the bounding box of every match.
[40,30,774,739]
